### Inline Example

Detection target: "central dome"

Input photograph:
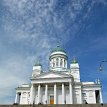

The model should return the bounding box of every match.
[49,45,67,71]
[51,45,66,53]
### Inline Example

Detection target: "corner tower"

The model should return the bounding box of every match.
[49,45,68,71]
[32,61,42,77]
[70,57,80,82]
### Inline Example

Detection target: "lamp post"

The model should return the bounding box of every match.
[98,60,107,104]
[99,60,107,71]
[97,60,107,83]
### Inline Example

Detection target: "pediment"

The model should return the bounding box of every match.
[35,71,71,79]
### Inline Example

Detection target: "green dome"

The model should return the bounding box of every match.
[51,45,66,53]
[34,61,42,66]
[71,57,78,63]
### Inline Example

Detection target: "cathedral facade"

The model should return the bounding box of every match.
[15,45,103,104]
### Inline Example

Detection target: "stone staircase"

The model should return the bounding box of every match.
[0,104,107,107]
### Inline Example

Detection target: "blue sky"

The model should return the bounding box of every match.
[0,0,107,104]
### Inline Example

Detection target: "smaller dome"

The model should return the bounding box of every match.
[34,61,42,66]
[51,45,66,53]
[71,57,78,64]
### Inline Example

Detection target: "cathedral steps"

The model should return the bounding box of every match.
[0,104,106,107]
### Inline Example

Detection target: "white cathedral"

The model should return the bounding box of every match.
[15,45,103,105]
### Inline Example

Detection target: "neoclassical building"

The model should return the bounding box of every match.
[15,45,103,104]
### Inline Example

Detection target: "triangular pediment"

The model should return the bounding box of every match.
[35,71,71,79]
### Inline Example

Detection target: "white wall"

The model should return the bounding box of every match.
[57,87,62,104]
[87,90,96,104]
[70,63,80,82]
[18,83,101,104]
[35,91,38,104]
[20,91,30,104]
[65,86,70,104]
[73,86,82,104]
[81,85,101,104]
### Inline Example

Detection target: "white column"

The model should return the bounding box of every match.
[63,59,64,68]
[62,83,65,104]
[100,90,103,103]
[33,86,36,104]
[59,57,60,67]
[93,90,96,104]
[65,60,67,68]
[55,58,56,68]
[15,93,18,103]
[69,82,73,104]
[80,88,82,104]
[38,84,41,103]
[29,84,34,104]
[54,83,57,104]
[45,84,48,104]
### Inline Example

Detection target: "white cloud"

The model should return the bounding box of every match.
[2,0,84,42]
[0,55,30,104]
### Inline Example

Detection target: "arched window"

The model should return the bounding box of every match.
[60,58,63,67]
[64,59,66,67]
[56,58,59,67]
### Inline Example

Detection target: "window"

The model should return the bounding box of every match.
[82,92,86,97]
[60,58,63,67]
[89,90,93,97]
[56,58,59,67]
[64,60,66,67]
